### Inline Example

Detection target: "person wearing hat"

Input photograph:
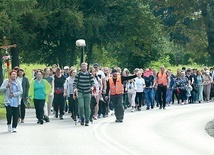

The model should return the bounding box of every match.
[63,66,70,78]
[105,69,137,123]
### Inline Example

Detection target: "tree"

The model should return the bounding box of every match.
[148,0,214,64]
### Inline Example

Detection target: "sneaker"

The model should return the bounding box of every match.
[85,122,89,126]
[40,120,44,125]
[60,116,63,120]
[12,128,17,133]
[43,116,50,122]
[93,116,97,120]
[137,107,141,111]
[119,120,123,123]
[98,114,102,118]
[21,119,24,123]
[115,120,120,122]
[8,124,12,132]
[146,107,150,110]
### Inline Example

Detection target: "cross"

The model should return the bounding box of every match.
[0,36,16,51]
[0,36,17,77]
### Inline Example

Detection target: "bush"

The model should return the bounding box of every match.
[149,55,171,70]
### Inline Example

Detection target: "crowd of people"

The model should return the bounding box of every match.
[0,63,214,132]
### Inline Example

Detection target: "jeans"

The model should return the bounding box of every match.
[34,99,45,121]
[166,88,173,103]
[6,106,19,128]
[110,94,124,121]
[144,88,154,108]
[77,92,91,123]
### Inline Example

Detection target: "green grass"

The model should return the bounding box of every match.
[0,64,46,116]
[0,108,6,120]
[20,64,47,79]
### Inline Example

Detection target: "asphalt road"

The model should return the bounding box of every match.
[0,102,214,155]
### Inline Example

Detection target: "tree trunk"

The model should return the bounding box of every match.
[202,3,214,64]
[0,52,3,85]
[11,47,20,68]
[86,42,93,69]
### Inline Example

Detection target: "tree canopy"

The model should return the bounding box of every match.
[0,0,213,73]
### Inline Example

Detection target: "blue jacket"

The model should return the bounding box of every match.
[0,79,23,107]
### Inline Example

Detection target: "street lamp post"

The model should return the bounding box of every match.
[76,39,86,63]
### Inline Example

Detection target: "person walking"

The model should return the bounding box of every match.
[179,72,189,105]
[156,66,169,110]
[28,70,51,124]
[53,68,66,120]
[73,62,95,126]
[135,71,145,111]
[0,70,23,132]
[43,67,54,122]
[166,69,174,106]
[203,70,213,102]
[17,69,29,123]
[125,78,137,112]
[143,69,155,110]
[90,68,102,120]
[93,63,107,118]
[64,69,78,121]
[196,70,204,103]
[105,69,136,123]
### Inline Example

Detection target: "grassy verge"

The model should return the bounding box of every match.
[0,108,6,120]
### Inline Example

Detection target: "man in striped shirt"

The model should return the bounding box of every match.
[73,62,95,126]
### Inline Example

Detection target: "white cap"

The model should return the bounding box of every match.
[64,66,69,70]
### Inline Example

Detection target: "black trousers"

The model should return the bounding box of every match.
[68,94,78,119]
[157,85,167,108]
[135,92,143,107]
[98,94,108,116]
[53,93,64,116]
[180,89,187,102]
[6,106,19,128]
[111,94,124,121]
[34,99,45,121]
[172,89,180,104]
[19,99,25,120]
[90,96,97,121]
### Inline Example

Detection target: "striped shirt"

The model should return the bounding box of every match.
[73,71,95,93]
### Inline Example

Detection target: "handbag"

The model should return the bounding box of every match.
[55,88,63,94]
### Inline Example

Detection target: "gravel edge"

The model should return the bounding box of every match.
[205,119,214,138]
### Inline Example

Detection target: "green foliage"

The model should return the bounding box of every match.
[0,108,6,120]
[0,0,213,69]
[149,55,171,70]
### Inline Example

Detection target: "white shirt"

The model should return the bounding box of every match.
[97,70,105,80]
[17,77,23,85]
[93,77,101,94]
[135,77,145,92]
